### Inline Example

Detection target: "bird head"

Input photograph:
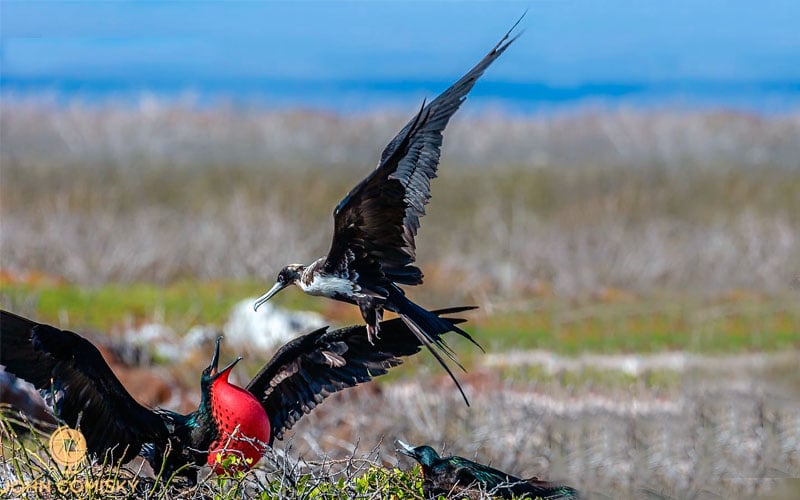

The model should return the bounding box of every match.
[395,440,441,468]
[253,264,305,311]
[202,336,243,388]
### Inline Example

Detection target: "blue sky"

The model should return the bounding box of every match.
[2,1,799,111]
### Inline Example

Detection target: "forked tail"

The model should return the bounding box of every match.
[389,289,482,405]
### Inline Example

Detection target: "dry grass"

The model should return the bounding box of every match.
[1,331,797,499]
[280,351,800,499]
[2,98,799,170]
[2,99,800,498]
[0,407,426,499]
[2,103,799,298]
[4,351,797,499]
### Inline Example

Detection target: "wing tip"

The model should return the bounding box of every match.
[431,305,479,314]
[486,11,525,63]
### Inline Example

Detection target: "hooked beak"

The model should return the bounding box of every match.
[253,281,289,311]
[208,336,242,378]
[214,356,243,380]
[395,439,416,458]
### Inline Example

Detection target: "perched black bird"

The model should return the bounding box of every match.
[396,440,579,499]
[254,21,521,403]
[0,308,473,479]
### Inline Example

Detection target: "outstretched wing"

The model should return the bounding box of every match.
[245,307,475,443]
[0,310,168,463]
[323,24,520,287]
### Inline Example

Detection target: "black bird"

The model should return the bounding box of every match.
[253,21,521,402]
[396,440,579,499]
[0,307,473,479]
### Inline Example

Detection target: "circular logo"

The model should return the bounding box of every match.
[48,426,87,468]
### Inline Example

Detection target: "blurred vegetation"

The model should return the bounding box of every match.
[2,104,799,498]
[2,104,799,298]
[2,162,799,297]
[2,281,797,357]
[2,104,799,356]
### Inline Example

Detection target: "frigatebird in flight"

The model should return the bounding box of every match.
[396,440,579,499]
[253,22,521,402]
[0,307,472,479]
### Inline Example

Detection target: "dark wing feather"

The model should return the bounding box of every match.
[521,479,580,499]
[452,456,580,499]
[0,310,168,463]
[324,26,520,286]
[246,307,475,443]
[450,456,523,489]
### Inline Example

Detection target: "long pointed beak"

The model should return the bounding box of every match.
[209,336,223,374]
[395,439,416,458]
[253,281,288,311]
[214,356,243,380]
[208,336,242,379]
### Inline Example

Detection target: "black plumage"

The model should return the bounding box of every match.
[0,307,473,478]
[0,310,168,464]
[248,306,476,443]
[254,21,521,404]
[396,441,579,499]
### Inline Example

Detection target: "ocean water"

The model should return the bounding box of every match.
[2,76,799,116]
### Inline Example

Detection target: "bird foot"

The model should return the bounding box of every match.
[366,323,381,344]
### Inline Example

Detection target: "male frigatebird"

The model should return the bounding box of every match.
[396,440,579,499]
[253,22,520,402]
[0,308,472,479]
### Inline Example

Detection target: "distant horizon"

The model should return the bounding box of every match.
[3,76,799,116]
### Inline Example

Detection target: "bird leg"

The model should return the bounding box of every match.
[360,302,384,344]
[366,323,379,344]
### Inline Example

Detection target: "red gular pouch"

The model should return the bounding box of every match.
[207,362,271,474]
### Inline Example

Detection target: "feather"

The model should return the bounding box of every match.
[0,310,168,463]
[245,308,474,442]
